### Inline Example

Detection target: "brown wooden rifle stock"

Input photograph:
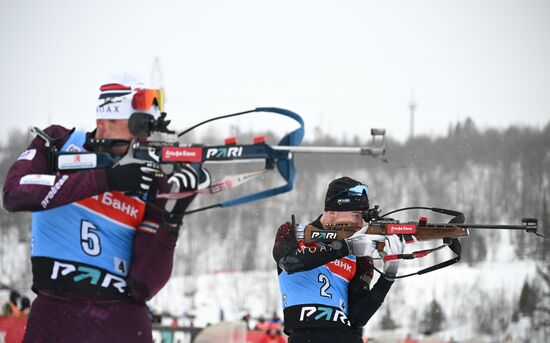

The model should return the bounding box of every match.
[304,218,539,245]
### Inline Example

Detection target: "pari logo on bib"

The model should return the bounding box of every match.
[96,72,163,120]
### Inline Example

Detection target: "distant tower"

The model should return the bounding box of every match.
[409,89,417,139]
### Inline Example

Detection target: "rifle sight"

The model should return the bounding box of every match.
[128,112,174,137]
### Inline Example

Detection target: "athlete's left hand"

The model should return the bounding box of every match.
[164,165,210,226]
[381,235,405,279]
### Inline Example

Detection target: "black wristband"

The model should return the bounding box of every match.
[165,211,185,226]
[160,221,182,236]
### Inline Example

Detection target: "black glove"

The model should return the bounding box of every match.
[106,162,161,193]
[164,165,210,226]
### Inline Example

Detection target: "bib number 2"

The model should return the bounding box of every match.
[318,273,332,298]
[80,220,101,256]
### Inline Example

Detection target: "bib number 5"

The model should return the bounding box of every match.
[80,220,101,256]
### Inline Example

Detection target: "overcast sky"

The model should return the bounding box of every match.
[0,0,548,144]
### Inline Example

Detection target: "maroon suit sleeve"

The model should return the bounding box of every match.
[127,229,178,302]
[127,179,179,302]
[2,125,110,212]
[273,221,349,274]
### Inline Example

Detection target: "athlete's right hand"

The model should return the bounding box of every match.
[106,162,161,193]
[344,227,385,257]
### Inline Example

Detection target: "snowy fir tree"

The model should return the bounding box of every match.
[534,264,550,334]
[379,307,399,330]
[418,298,446,335]
[516,278,538,318]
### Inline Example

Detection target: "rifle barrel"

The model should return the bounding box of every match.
[273,146,385,156]
[456,224,531,230]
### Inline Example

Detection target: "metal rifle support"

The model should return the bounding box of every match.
[453,218,543,237]
[271,127,385,157]
[30,126,75,172]
[523,218,542,236]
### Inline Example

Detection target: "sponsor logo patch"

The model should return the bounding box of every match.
[205,147,243,159]
[386,223,417,234]
[299,306,351,326]
[326,257,355,281]
[78,192,146,228]
[51,260,127,293]
[20,174,56,186]
[58,153,97,170]
[96,104,120,113]
[311,231,338,240]
[18,149,36,161]
[41,175,69,208]
[162,147,203,163]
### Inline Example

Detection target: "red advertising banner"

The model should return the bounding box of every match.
[0,317,27,343]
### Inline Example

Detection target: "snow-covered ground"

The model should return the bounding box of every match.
[150,258,539,341]
[1,157,546,342]
[0,215,544,342]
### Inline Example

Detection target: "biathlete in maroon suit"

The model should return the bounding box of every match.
[273,177,404,343]
[2,72,206,343]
